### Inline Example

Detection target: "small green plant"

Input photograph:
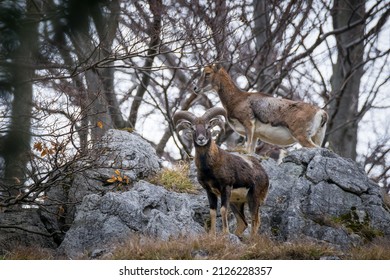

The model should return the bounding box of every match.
[150,161,198,194]
[332,207,384,241]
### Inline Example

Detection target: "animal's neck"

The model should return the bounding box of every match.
[195,141,220,168]
[216,69,245,108]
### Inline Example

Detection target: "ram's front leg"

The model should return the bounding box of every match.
[244,120,256,153]
[220,186,232,234]
[206,190,218,236]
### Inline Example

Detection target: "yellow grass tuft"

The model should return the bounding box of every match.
[150,161,199,194]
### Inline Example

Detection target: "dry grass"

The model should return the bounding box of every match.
[383,192,390,210]
[150,161,199,194]
[1,246,56,260]
[3,235,390,260]
[109,235,343,260]
[348,238,390,259]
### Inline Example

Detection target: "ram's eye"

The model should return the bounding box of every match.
[204,72,211,77]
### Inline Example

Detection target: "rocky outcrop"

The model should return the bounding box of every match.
[0,209,57,255]
[71,129,161,199]
[41,129,161,244]
[3,129,389,259]
[58,181,205,259]
[58,145,390,258]
[1,129,162,256]
[260,148,390,249]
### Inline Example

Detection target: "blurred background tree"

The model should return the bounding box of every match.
[0,0,389,207]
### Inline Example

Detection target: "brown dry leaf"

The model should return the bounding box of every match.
[97,121,104,129]
[107,176,117,183]
[41,149,48,157]
[33,142,43,152]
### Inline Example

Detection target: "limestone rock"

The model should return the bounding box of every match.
[260,148,390,249]
[41,129,161,243]
[51,146,390,258]
[0,209,57,254]
[59,181,205,259]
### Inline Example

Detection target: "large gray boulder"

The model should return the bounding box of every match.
[260,148,390,249]
[41,129,161,244]
[71,129,161,198]
[59,181,205,259]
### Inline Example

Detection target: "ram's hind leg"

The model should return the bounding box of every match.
[291,125,318,148]
[289,118,319,148]
[247,194,261,238]
[230,202,248,236]
[295,135,318,148]
[220,186,232,235]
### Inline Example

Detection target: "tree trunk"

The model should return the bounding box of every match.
[66,0,124,142]
[93,0,127,129]
[252,0,273,91]
[70,28,115,141]
[328,0,365,160]
[128,0,162,128]
[1,1,39,196]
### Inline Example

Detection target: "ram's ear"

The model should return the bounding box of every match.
[212,63,222,71]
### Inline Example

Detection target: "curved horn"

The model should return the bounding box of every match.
[209,118,225,133]
[175,121,192,133]
[173,111,196,126]
[202,107,227,122]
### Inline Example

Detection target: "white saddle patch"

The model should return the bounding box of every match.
[228,118,246,135]
[228,118,296,146]
[254,122,295,146]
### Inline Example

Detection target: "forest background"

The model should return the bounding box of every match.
[0,0,389,211]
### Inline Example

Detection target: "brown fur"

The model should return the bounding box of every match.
[174,108,269,238]
[195,65,328,152]
[194,139,269,238]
